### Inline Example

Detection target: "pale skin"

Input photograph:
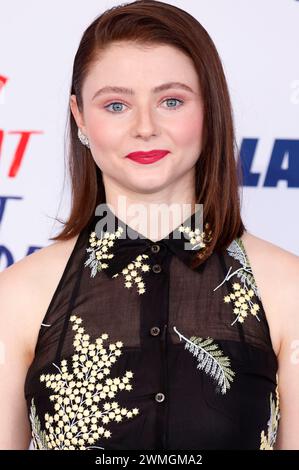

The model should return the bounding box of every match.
[0,42,298,449]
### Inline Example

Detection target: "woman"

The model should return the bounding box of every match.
[0,0,298,450]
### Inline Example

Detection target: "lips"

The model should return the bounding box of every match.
[125,150,170,164]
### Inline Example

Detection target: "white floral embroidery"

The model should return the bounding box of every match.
[84,227,124,277]
[112,254,151,295]
[260,379,280,450]
[29,314,139,450]
[29,399,48,449]
[226,238,261,300]
[173,326,235,394]
[178,222,213,252]
[84,227,151,294]
[214,238,261,325]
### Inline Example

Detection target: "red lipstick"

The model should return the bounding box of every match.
[125,149,170,164]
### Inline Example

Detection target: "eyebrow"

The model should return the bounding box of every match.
[92,82,195,100]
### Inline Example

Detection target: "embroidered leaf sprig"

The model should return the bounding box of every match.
[85,227,124,277]
[260,380,280,450]
[214,238,262,325]
[173,326,235,394]
[29,399,48,449]
[226,238,260,300]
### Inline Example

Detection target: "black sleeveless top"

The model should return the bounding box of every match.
[24,204,280,450]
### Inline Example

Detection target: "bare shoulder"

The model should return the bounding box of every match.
[240,231,299,280]
[241,230,299,263]
[240,230,299,356]
[0,235,80,360]
[1,235,79,282]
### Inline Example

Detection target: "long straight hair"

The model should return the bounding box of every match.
[51,0,246,269]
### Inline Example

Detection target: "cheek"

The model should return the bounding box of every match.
[85,111,118,149]
[84,114,121,172]
[172,112,204,149]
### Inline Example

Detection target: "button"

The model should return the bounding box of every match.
[152,264,162,273]
[155,392,165,403]
[150,326,160,336]
[151,244,160,253]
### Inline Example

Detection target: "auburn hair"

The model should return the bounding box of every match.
[51,0,246,269]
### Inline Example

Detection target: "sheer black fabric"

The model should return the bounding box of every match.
[24,204,279,450]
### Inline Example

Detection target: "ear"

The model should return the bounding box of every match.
[70,94,87,134]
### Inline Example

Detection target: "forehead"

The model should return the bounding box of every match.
[83,42,200,93]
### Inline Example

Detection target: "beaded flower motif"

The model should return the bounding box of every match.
[84,227,124,277]
[84,227,151,295]
[214,238,261,325]
[173,326,235,394]
[29,314,139,450]
[178,222,213,258]
[111,255,151,295]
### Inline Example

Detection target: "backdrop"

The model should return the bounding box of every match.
[1,0,299,271]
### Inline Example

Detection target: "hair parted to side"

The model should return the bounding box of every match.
[50,0,246,269]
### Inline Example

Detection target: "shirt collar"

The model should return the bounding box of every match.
[85,203,213,278]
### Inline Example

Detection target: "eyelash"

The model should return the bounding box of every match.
[103,97,184,113]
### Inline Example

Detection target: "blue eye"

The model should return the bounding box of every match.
[163,98,184,109]
[104,102,126,113]
[104,98,184,113]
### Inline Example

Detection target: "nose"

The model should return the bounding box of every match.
[133,105,158,138]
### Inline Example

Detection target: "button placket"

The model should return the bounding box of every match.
[141,240,169,446]
[151,244,162,274]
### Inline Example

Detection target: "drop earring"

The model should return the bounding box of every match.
[78,128,90,148]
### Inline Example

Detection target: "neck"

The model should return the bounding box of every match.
[103,192,197,243]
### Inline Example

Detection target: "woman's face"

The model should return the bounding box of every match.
[70,41,204,197]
